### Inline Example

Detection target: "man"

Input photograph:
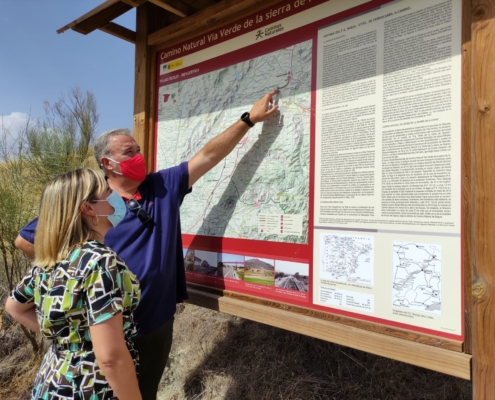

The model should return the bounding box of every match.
[15,89,279,399]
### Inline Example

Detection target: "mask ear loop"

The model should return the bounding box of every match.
[102,157,123,176]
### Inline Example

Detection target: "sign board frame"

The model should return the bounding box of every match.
[129,0,495,391]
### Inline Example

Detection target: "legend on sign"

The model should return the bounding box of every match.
[258,214,303,235]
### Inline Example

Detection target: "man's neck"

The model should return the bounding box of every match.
[107,176,140,199]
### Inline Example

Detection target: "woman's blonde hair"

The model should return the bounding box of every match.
[34,168,108,269]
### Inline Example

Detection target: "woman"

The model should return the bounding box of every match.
[5,169,141,400]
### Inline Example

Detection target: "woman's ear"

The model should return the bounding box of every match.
[80,201,96,217]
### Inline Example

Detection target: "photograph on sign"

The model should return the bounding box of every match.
[275,260,309,292]
[218,253,245,280]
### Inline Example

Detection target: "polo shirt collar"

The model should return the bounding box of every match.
[122,189,142,201]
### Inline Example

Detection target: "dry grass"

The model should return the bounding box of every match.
[0,310,45,400]
[159,304,472,400]
[0,302,472,399]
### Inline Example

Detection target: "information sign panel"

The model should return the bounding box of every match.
[155,0,462,340]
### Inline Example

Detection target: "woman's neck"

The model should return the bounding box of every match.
[91,232,105,243]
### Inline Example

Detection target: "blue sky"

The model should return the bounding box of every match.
[0,1,136,137]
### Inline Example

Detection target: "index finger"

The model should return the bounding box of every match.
[265,89,280,98]
[262,89,280,105]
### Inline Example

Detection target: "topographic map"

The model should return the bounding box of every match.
[156,40,312,243]
[392,241,442,314]
[320,233,374,285]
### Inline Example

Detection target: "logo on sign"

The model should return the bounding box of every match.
[163,93,177,104]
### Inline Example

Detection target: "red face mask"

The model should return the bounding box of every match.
[107,154,147,182]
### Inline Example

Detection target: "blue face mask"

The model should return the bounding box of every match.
[95,191,126,227]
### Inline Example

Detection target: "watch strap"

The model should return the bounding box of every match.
[240,112,255,128]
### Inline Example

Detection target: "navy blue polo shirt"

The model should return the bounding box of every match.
[19,218,37,243]
[19,162,191,337]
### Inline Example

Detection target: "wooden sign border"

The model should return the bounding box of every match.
[131,0,495,385]
[187,282,471,379]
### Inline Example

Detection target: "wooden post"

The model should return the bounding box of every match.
[471,0,495,397]
[462,0,473,355]
[133,2,153,171]
[134,3,169,171]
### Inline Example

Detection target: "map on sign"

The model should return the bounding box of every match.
[392,241,442,314]
[156,40,312,243]
[320,233,374,285]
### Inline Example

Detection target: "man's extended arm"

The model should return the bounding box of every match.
[188,89,279,188]
[15,235,35,260]
[14,218,37,260]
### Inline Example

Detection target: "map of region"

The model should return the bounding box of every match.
[156,40,312,243]
[392,241,441,314]
[320,233,374,285]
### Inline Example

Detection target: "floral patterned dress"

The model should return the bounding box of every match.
[10,240,141,400]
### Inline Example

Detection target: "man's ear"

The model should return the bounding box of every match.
[100,157,113,171]
[80,201,96,217]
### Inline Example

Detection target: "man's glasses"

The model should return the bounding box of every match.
[127,199,152,224]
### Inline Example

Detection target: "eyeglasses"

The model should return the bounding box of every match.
[127,199,152,224]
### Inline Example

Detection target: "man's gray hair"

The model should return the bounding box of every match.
[93,128,134,169]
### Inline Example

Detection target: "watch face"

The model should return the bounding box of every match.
[241,112,254,127]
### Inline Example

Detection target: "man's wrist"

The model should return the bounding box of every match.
[240,112,255,127]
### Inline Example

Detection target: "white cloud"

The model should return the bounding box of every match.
[1,112,32,133]
[0,112,38,155]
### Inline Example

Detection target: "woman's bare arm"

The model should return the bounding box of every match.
[5,298,40,333]
[90,313,142,400]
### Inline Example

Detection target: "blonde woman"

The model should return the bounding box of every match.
[5,169,142,400]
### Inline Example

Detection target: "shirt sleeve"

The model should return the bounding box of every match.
[156,162,192,202]
[179,161,193,201]
[83,253,126,325]
[10,267,37,304]
[19,217,38,244]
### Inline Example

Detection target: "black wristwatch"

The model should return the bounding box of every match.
[240,112,255,128]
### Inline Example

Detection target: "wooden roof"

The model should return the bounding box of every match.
[57,0,222,44]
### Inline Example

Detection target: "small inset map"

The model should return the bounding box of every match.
[320,233,374,285]
[392,241,441,314]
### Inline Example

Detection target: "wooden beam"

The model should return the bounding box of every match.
[471,0,495,397]
[187,287,472,379]
[99,22,137,43]
[133,2,153,170]
[57,0,121,34]
[461,0,473,355]
[148,0,286,46]
[188,284,463,352]
[148,0,197,18]
[58,2,133,36]
[148,49,158,172]
[147,2,177,34]
[119,0,147,6]
[190,0,220,9]
[145,5,169,172]
[133,2,169,171]
[73,2,133,34]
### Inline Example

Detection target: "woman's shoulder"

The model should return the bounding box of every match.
[71,241,127,274]
[80,240,118,257]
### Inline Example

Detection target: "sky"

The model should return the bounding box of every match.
[275,260,309,275]
[0,1,136,138]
